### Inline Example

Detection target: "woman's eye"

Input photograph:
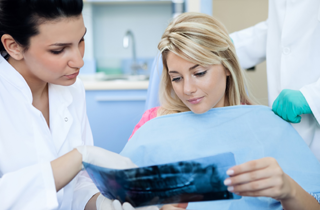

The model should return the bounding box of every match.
[172,77,182,82]
[50,49,64,55]
[194,71,207,77]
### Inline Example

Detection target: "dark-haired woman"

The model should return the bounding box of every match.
[0,1,157,210]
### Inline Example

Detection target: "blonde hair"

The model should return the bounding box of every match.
[157,12,254,116]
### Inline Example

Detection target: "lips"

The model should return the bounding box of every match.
[187,97,204,104]
[64,71,79,79]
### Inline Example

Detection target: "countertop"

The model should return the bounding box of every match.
[83,80,149,90]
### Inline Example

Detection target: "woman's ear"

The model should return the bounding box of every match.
[1,34,24,60]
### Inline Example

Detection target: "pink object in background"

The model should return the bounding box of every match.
[129,107,159,140]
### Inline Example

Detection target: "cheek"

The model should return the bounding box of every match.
[40,56,66,74]
[79,42,85,57]
[25,52,66,75]
[202,73,227,101]
[171,82,184,99]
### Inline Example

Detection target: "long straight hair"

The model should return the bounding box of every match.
[157,12,254,116]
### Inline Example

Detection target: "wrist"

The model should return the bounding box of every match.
[85,193,100,210]
[281,174,298,201]
[72,148,83,172]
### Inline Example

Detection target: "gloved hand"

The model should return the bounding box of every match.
[76,146,159,210]
[272,89,312,123]
[76,145,137,170]
[96,194,160,210]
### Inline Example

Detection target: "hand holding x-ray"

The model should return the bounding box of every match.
[96,194,159,210]
[160,203,188,210]
[76,145,137,170]
[83,153,238,208]
[76,146,158,210]
[223,157,294,200]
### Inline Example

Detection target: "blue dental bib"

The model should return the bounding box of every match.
[121,105,320,210]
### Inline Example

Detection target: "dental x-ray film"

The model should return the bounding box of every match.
[83,152,240,207]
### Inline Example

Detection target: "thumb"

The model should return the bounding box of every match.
[176,203,188,209]
[168,203,188,209]
[290,115,301,123]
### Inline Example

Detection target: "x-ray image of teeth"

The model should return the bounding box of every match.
[83,152,240,207]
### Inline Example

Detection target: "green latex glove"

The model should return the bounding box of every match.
[272,89,312,123]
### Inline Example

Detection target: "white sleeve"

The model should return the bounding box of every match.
[72,80,99,210]
[230,20,268,69]
[300,79,320,124]
[0,162,58,210]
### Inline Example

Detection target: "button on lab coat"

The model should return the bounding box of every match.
[230,0,320,161]
[0,55,99,209]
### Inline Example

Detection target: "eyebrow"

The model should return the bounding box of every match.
[189,64,199,70]
[168,64,199,74]
[49,28,87,47]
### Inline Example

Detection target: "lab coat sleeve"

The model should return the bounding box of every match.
[230,21,268,69]
[300,79,320,124]
[310,192,320,204]
[0,162,58,210]
[72,79,99,210]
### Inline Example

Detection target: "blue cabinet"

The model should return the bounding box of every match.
[85,89,147,153]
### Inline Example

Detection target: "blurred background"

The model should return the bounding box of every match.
[81,0,268,153]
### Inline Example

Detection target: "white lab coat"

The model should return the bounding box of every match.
[230,0,320,161]
[0,55,99,209]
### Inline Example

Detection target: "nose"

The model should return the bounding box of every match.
[183,78,197,95]
[68,47,84,69]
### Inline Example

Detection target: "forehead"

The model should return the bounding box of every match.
[166,51,197,70]
[30,15,85,45]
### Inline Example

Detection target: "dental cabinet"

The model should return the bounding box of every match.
[84,81,148,153]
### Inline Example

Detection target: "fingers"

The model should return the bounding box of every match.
[137,206,160,210]
[114,200,125,210]
[227,177,282,193]
[224,157,292,200]
[176,203,188,209]
[271,89,304,123]
[122,202,160,210]
[160,204,187,210]
[290,115,301,123]
[271,98,280,114]
[236,187,284,198]
[227,157,275,176]
[224,168,273,186]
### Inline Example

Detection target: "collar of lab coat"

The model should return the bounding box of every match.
[0,55,74,154]
[49,83,74,154]
[0,55,33,103]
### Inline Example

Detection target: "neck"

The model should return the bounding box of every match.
[8,57,48,101]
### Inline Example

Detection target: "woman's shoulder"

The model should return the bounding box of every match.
[129,107,160,140]
[137,106,160,126]
[145,107,160,120]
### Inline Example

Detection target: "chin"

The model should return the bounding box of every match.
[54,78,77,86]
[190,107,211,114]
[63,79,77,86]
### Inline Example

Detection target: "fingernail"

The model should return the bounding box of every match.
[227,186,234,192]
[226,170,234,175]
[224,179,231,185]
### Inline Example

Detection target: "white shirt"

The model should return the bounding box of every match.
[230,0,320,161]
[0,55,99,210]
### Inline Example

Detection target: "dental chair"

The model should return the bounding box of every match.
[145,53,162,110]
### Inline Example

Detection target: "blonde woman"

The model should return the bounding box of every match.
[125,13,320,210]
